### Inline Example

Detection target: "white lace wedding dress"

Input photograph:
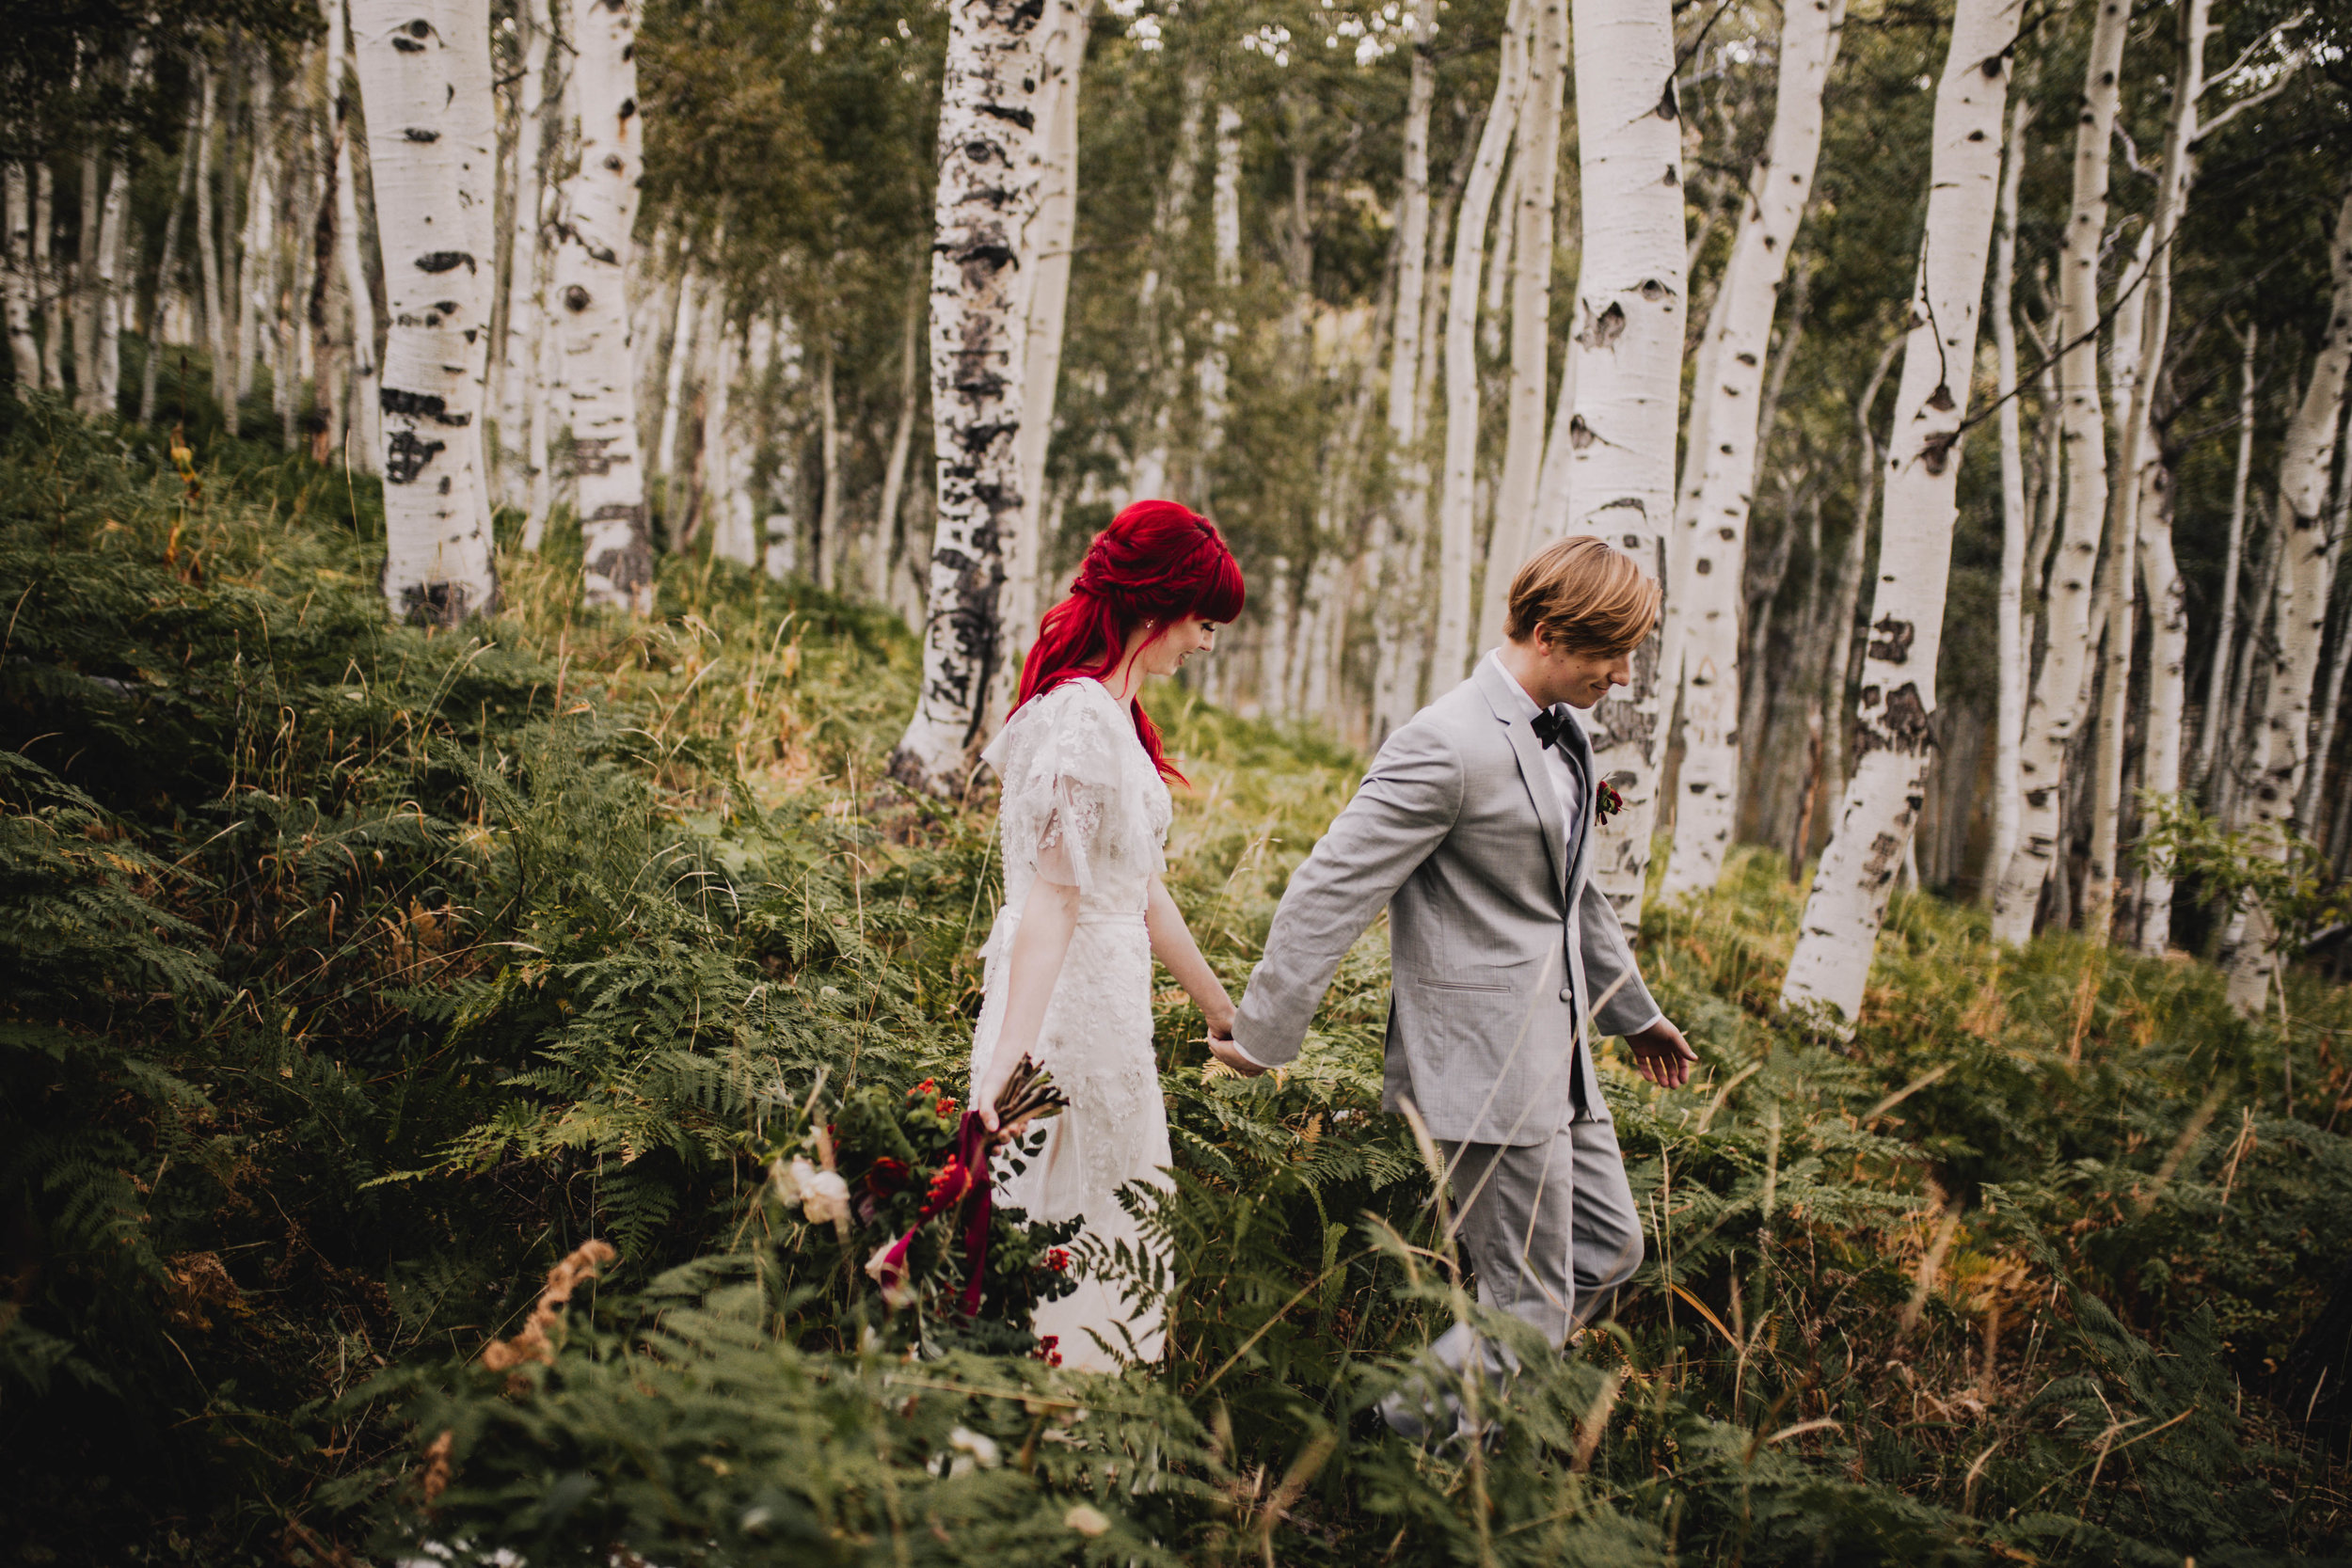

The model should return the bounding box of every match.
[969,676,1175,1371]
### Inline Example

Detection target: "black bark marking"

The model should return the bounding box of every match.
[404,128,440,142]
[380,387,473,427]
[1567,414,1596,449]
[563,284,593,312]
[977,103,1038,132]
[1857,681,1932,757]
[384,429,446,484]
[1867,614,1914,663]
[1657,77,1679,119]
[1638,277,1675,303]
[415,250,475,274]
[1577,300,1627,351]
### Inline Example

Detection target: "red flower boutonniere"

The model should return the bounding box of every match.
[1596,778,1625,822]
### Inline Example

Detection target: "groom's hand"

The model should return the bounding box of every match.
[1623,1017,1697,1090]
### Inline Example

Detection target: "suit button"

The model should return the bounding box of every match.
[1558,987,1575,1003]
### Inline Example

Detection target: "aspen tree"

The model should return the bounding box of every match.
[1476,0,1566,652]
[352,0,501,625]
[1986,95,2034,896]
[4,166,35,392]
[1433,0,1528,686]
[1990,0,2132,943]
[1562,0,1690,930]
[551,0,653,612]
[1007,0,1091,677]
[1780,0,2019,1021]
[891,0,1045,796]
[72,153,101,413]
[873,275,922,605]
[1658,0,1847,900]
[2194,321,2259,789]
[2084,224,2155,937]
[499,0,551,522]
[2138,454,2185,952]
[1370,0,1438,740]
[327,0,381,472]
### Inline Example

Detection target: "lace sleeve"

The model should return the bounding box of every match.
[1008,684,1132,896]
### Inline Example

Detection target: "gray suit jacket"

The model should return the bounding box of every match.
[1232,657,1659,1146]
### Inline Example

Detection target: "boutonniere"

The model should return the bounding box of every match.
[1596,777,1624,822]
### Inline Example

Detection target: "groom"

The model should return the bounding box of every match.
[1210,536,1695,1433]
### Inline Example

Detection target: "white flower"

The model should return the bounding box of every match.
[801,1168,851,1227]
[1063,1503,1112,1537]
[774,1157,851,1227]
[866,1241,916,1309]
[948,1425,1001,1471]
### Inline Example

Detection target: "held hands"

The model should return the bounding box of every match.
[1623,1016,1698,1090]
[1200,998,1267,1078]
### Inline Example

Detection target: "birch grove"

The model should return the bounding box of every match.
[1657,0,1846,901]
[890,0,1044,795]
[1779,0,2019,1021]
[1563,0,1689,929]
[20,0,2352,1013]
[352,0,501,626]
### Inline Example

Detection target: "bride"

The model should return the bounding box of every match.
[968,499,1255,1371]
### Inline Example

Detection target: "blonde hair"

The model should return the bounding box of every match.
[1503,536,1661,655]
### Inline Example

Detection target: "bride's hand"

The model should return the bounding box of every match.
[1205,1036,1266,1078]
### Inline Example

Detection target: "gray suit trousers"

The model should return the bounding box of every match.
[1390,1109,1642,1433]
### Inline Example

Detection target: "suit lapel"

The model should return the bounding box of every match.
[1472,658,1570,900]
[1558,719,1597,904]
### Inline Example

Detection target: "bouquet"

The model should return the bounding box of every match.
[761,1057,1078,1358]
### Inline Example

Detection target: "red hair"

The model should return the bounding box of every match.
[1013,499,1246,784]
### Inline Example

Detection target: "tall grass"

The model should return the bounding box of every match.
[3,396,2347,1563]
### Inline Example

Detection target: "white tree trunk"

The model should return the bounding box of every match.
[891,0,1045,795]
[235,67,277,406]
[817,345,843,587]
[703,311,751,563]
[1778,0,2017,1022]
[1260,557,1295,720]
[1987,0,2132,945]
[1561,0,1689,932]
[35,163,63,394]
[1987,95,2035,897]
[1475,0,1566,651]
[73,153,102,413]
[330,2,382,473]
[353,0,501,625]
[551,0,652,612]
[2084,222,2157,937]
[4,165,36,393]
[2227,190,2352,1011]
[2138,454,2185,953]
[92,149,131,417]
[1007,0,1089,680]
[191,72,230,425]
[500,0,551,520]
[874,279,922,606]
[1433,0,1527,689]
[655,250,699,484]
[1370,0,1438,741]
[2195,320,2259,789]
[1657,0,1846,901]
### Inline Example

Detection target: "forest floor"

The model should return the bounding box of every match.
[5,394,2352,1565]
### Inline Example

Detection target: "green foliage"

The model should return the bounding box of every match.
[5,418,2351,1563]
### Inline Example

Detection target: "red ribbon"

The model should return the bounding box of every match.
[872,1111,996,1318]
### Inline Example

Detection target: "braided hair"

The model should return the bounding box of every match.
[1013,499,1246,783]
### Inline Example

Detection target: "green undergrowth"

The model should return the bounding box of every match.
[3,397,2349,1564]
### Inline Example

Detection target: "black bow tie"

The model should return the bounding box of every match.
[1531,705,1578,752]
